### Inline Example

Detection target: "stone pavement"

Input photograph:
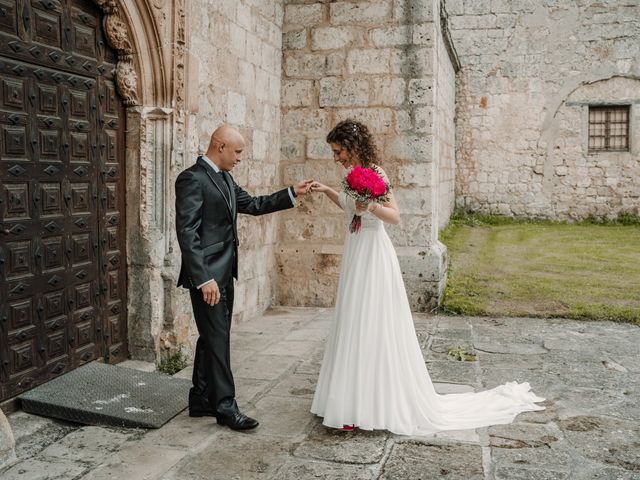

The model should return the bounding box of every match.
[1,307,639,480]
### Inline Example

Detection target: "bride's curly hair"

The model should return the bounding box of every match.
[326,119,379,167]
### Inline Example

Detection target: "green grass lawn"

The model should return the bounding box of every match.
[439,215,640,325]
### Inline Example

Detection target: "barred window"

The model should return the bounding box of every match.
[588,106,630,152]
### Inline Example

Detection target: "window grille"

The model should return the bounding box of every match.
[588,105,630,152]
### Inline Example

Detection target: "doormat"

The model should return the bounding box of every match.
[18,362,191,428]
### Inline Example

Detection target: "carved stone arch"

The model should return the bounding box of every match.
[90,0,166,107]
[89,0,190,362]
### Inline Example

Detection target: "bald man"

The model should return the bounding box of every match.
[176,125,312,430]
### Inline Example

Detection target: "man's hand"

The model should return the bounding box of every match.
[293,179,314,196]
[201,280,220,306]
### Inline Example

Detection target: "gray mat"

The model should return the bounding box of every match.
[18,362,191,428]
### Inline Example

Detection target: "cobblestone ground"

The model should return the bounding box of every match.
[2,307,639,479]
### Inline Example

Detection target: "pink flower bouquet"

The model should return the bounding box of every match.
[341,166,390,233]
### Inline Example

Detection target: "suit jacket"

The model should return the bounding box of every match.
[175,156,294,289]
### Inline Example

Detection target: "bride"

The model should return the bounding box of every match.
[309,120,544,435]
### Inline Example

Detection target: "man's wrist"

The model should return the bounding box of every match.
[197,278,216,289]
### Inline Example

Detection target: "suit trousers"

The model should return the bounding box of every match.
[189,280,236,414]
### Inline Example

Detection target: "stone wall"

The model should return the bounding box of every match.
[447,0,640,219]
[183,0,286,333]
[122,0,286,362]
[435,5,458,229]
[277,0,454,311]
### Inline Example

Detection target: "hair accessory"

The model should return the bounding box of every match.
[352,123,358,133]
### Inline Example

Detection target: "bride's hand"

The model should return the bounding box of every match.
[355,200,369,214]
[310,181,329,193]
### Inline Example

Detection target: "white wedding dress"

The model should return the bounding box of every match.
[310,191,545,436]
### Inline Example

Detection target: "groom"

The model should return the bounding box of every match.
[175,125,312,430]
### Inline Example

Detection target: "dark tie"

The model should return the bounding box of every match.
[217,170,232,205]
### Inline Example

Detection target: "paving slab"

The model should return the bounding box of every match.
[8,412,76,459]
[557,415,640,472]
[275,459,377,479]
[0,457,87,480]
[39,426,134,464]
[78,444,186,480]
[294,420,388,464]
[250,395,316,439]
[268,373,318,399]
[380,441,484,479]
[161,431,291,480]
[425,360,479,385]
[234,353,299,381]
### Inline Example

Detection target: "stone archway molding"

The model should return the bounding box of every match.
[90,0,140,106]
[87,0,192,362]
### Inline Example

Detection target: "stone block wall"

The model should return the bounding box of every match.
[435,5,458,229]
[174,0,285,346]
[190,0,285,322]
[447,0,640,219]
[277,0,455,311]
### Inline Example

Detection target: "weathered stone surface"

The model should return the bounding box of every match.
[234,354,299,381]
[1,457,87,480]
[0,409,15,468]
[283,29,307,50]
[380,441,484,479]
[451,4,640,219]
[276,459,377,479]
[251,395,315,438]
[136,411,216,450]
[3,311,640,480]
[426,360,478,385]
[474,341,548,355]
[282,80,314,107]
[284,3,323,28]
[370,77,406,106]
[8,412,75,460]
[269,373,318,399]
[39,427,133,464]
[478,352,545,369]
[294,346,325,375]
[311,26,360,50]
[295,421,388,464]
[493,466,571,480]
[558,415,640,473]
[319,77,370,107]
[329,1,392,25]
[90,444,190,480]
[306,137,334,160]
[369,25,412,47]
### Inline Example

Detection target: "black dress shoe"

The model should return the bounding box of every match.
[216,411,259,430]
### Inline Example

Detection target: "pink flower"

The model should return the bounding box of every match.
[345,166,388,200]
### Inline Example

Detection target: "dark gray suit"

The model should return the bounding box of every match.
[175,156,294,414]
